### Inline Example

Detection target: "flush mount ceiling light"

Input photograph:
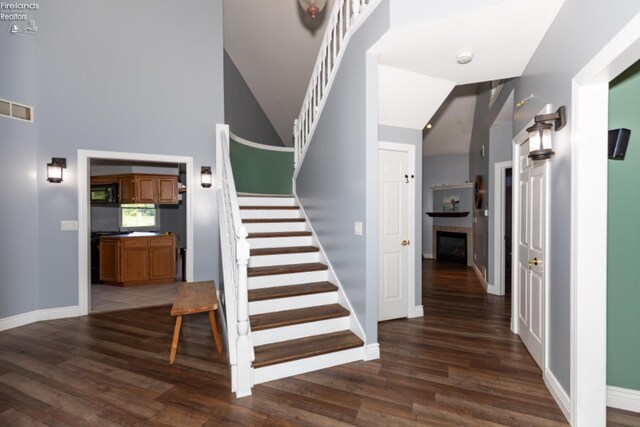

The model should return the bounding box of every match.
[426,123,433,129]
[527,106,567,160]
[298,0,327,19]
[456,52,473,64]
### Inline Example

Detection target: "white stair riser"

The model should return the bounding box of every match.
[251,316,349,346]
[240,210,302,219]
[249,252,320,268]
[249,292,339,316]
[238,197,295,207]
[248,270,328,289]
[244,222,307,233]
[253,346,364,385]
[248,236,313,249]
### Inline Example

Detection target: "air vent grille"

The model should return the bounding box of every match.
[0,98,33,122]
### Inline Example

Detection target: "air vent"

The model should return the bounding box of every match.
[0,98,33,122]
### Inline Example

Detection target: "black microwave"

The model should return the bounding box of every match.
[90,183,119,204]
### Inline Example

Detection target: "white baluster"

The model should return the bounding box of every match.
[352,0,360,22]
[235,225,253,397]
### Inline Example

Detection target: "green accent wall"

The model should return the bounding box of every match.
[608,61,640,391]
[229,138,293,195]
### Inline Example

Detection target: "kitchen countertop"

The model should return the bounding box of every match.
[99,232,172,238]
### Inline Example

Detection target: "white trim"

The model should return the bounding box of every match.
[607,386,640,413]
[545,369,572,423]
[491,160,512,296]
[364,343,381,361]
[77,150,195,315]
[229,131,294,153]
[293,0,384,180]
[422,253,433,259]
[378,141,418,321]
[430,182,473,190]
[569,11,640,425]
[0,306,80,332]
[292,192,367,343]
[472,263,488,290]
[411,305,424,317]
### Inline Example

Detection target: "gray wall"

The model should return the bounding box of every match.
[514,0,640,394]
[224,50,284,146]
[296,0,390,344]
[468,79,516,281]
[422,154,470,256]
[0,0,224,318]
[379,125,423,308]
[0,12,39,318]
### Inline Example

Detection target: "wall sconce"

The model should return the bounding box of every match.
[298,0,327,19]
[201,166,212,188]
[527,106,566,160]
[47,157,66,183]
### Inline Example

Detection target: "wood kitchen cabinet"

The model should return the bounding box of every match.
[99,233,176,286]
[91,174,178,204]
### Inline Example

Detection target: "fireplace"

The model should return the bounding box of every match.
[436,231,467,264]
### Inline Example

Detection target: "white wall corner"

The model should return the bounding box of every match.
[364,343,380,361]
[473,264,488,290]
[607,386,640,413]
[0,305,81,332]
[422,253,433,259]
[410,305,424,318]
[544,369,572,423]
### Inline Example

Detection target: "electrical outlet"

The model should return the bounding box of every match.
[354,221,363,236]
[61,220,78,231]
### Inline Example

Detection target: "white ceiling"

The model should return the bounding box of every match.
[224,0,336,146]
[422,84,478,156]
[374,0,565,130]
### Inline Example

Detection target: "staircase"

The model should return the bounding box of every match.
[239,194,365,385]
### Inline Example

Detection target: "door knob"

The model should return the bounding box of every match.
[528,257,540,270]
[401,240,410,246]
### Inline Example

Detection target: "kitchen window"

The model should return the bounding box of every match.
[120,204,160,230]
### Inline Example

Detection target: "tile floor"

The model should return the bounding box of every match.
[90,281,183,313]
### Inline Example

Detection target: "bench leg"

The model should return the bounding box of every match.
[169,315,182,365]
[208,310,223,354]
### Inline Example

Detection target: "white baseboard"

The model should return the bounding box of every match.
[472,263,488,290]
[608,385,640,413]
[410,305,424,318]
[544,369,571,423]
[422,253,433,259]
[364,343,380,361]
[0,305,81,332]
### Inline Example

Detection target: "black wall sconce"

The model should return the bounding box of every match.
[201,166,213,188]
[527,106,567,160]
[47,157,66,183]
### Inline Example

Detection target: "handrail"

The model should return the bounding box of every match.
[230,131,295,153]
[216,124,254,398]
[293,0,375,173]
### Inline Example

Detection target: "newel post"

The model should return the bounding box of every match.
[235,225,253,397]
[293,119,300,169]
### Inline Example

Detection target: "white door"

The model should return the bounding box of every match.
[517,140,546,368]
[378,148,410,321]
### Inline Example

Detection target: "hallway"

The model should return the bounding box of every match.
[0,261,638,425]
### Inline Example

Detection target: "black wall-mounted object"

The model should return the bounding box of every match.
[609,128,631,160]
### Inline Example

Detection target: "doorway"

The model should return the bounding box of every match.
[378,141,416,321]
[77,150,195,316]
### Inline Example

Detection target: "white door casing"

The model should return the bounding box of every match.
[516,139,546,369]
[378,143,414,321]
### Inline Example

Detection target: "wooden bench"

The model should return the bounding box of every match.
[170,281,222,364]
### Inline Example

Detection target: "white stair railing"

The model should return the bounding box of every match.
[293,0,374,173]
[216,124,254,398]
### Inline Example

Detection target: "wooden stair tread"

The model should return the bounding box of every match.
[248,231,312,239]
[248,262,328,277]
[250,246,319,256]
[253,330,363,368]
[240,206,300,210]
[248,282,338,302]
[243,218,306,223]
[250,304,349,331]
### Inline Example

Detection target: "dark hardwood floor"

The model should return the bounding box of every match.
[0,259,638,425]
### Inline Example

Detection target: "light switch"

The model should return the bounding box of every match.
[354,221,363,236]
[61,220,78,231]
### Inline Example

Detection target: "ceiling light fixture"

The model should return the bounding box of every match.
[298,0,327,19]
[456,52,473,65]
[426,123,433,129]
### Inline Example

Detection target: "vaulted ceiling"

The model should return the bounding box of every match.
[224,0,336,146]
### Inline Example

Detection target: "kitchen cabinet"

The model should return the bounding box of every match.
[91,174,178,204]
[99,233,176,286]
[119,176,135,203]
[157,177,178,204]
